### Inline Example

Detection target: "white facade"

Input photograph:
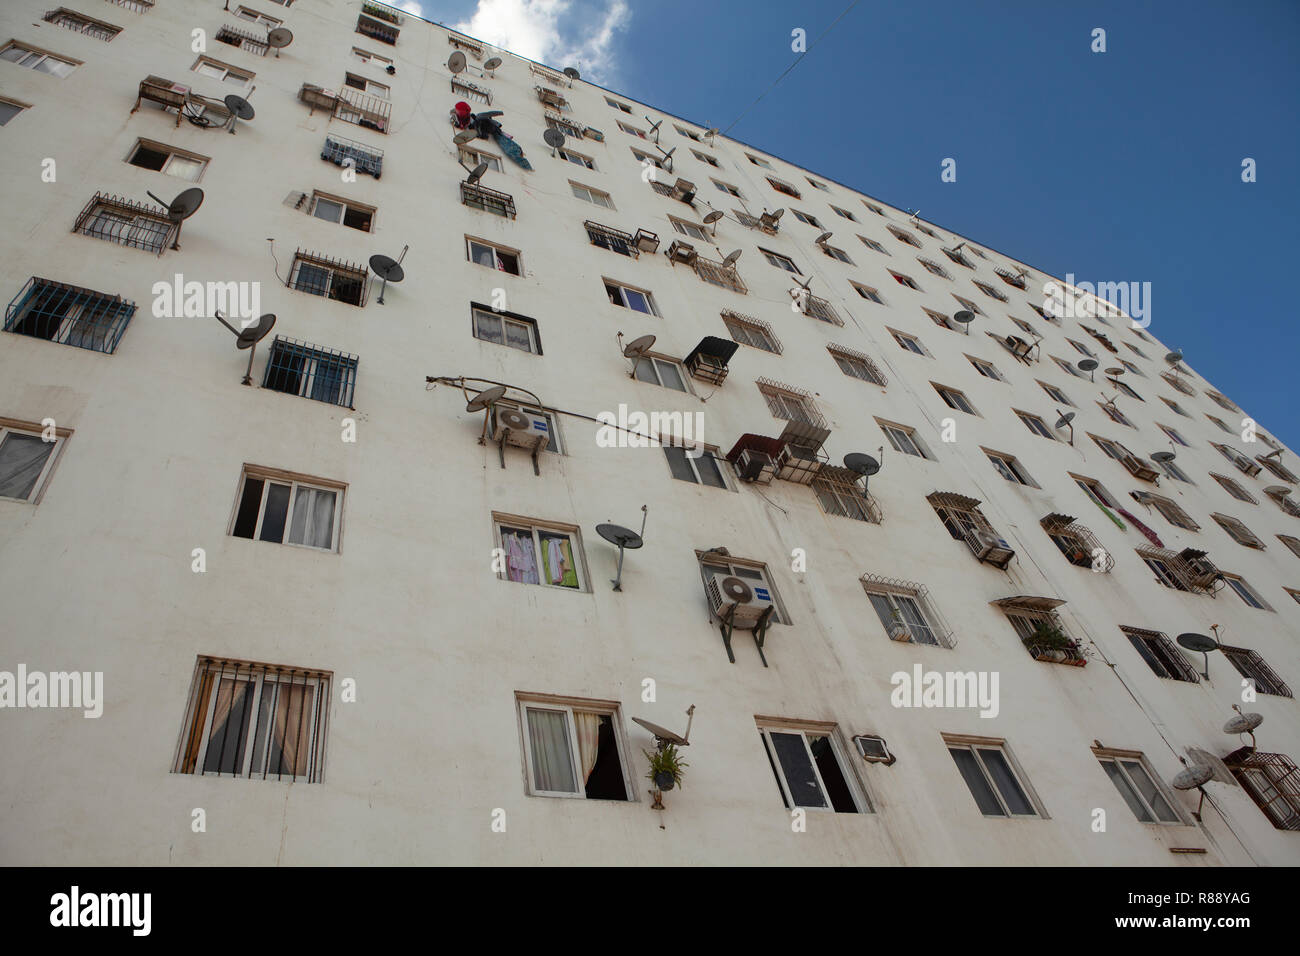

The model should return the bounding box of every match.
[0,0,1297,866]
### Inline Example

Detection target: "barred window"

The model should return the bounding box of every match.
[214,24,268,56]
[1221,646,1291,697]
[73,192,174,254]
[173,657,331,783]
[829,346,886,385]
[289,250,368,306]
[1120,626,1199,682]
[461,180,516,218]
[813,469,881,523]
[43,9,122,41]
[757,380,823,428]
[1226,751,1300,830]
[692,255,746,293]
[322,134,383,179]
[5,277,136,354]
[722,311,780,353]
[262,337,358,408]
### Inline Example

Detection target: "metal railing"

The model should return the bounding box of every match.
[356,15,398,44]
[43,9,121,41]
[289,249,369,307]
[72,192,175,255]
[693,255,746,293]
[584,220,637,257]
[461,181,516,218]
[322,134,383,178]
[215,24,268,56]
[5,276,136,354]
[262,336,358,409]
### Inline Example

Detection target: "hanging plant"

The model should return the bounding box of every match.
[644,743,689,792]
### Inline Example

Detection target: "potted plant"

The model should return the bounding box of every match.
[644,743,688,792]
[1023,620,1072,663]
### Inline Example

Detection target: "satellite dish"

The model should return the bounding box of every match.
[1265,484,1291,496]
[952,309,975,325]
[453,130,478,145]
[1224,710,1263,736]
[1077,358,1098,372]
[542,127,565,149]
[622,334,656,359]
[448,51,467,74]
[843,453,880,491]
[1165,350,1184,365]
[1105,366,1125,377]
[222,93,255,134]
[703,210,723,223]
[484,56,502,72]
[1177,632,1220,680]
[1055,411,1075,429]
[145,187,203,249]
[632,708,694,748]
[466,162,489,184]
[722,249,742,267]
[266,27,293,57]
[214,311,275,385]
[597,523,642,591]
[466,384,507,412]
[770,207,785,220]
[815,231,833,245]
[368,245,408,305]
[1171,765,1214,790]
[1151,451,1176,463]
[563,66,580,79]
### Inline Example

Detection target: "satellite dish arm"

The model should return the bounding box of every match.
[213,310,241,337]
[683,704,694,743]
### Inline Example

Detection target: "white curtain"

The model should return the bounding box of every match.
[574,712,602,784]
[288,487,336,549]
[0,434,55,500]
[526,708,576,793]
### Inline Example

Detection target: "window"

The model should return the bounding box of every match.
[662,218,705,242]
[711,179,742,197]
[830,205,857,222]
[173,657,330,783]
[1222,575,1272,611]
[73,192,173,254]
[230,466,343,551]
[1266,486,1300,517]
[616,121,646,139]
[1094,749,1184,824]
[1206,390,1238,412]
[757,381,822,427]
[813,471,880,522]
[555,146,595,169]
[1213,514,1265,549]
[1226,751,1300,830]
[663,445,727,488]
[862,201,884,216]
[351,47,392,68]
[289,250,367,306]
[986,449,1036,486]
[851,282,883,303]
[262,337,358,408]
[634,354,688,392]
[0,418,68,503]
[760,248,801,274]
[1120,360,1144,377]
[1142,493,1199,531]
[1042,515,1111,570]
[356,14,398,45]
[674,125,702,141]
[1003,604,1085,665]
[466,237,521,276]
[1120,627,1199,682]
[460,180,515,218]
[691,149,718,167]
[889,271,920,290]
[0,96,29,125]
[1258,454,1300,482]
[807,177,829,191]
[472,306,539,354]
[766,177,800,198]
[126,140,208,181]
[1068,338,1095,357]
[604,97,632,113]
[1016,411,1054,439]
[1074,474,1118,509]
[458,146,502,173]
[862,580,947,645]
[215,24,270,56]
[1158,424,1190,446]
[830,346,886,386]
[1140,552,1189,591]
[1221,646,1290,696]
[604,280,657,315]
[1098,402,1133,428]
[746,154,772,168]
[341,71,389,98]
[5,276,136,354]
[946,737,1041,817]
[235,5,282,26]
[544,112,583,138]
[723,310,780,353]
[1287,587,1300,605]
[1206,414,1233,433]
[821,244,853,264]
[585,221,638,257]
[43,9,122,41]
[310,192,374,232]
[917,257,950,279]
[878,420,929,459]
[888,227,920,248]
[935,385,977,414]
[630,147,664,170]
[791,209,822,227]
[192,56,254,85]
[1010,317,1033,335]
[1161,397,1190,418]
[1160,371,1196,396]
[569,181,614,209]
[517,695,629,799]
[891,329,925,355]
[1280,535,1300,559]
[970,280,1006,301]
[1038,381,1072,406]
[969,357,1003,381]
[0,42,79,77]
[497,517,585,590]
[758,723,864,812]
[942,246,972,267]
[1113,380,1143,402]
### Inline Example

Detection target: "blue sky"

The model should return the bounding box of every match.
[414,0,1300,447]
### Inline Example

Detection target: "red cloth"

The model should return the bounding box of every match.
[1116,507,1163,549]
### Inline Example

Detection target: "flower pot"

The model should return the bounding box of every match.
[654,771,675,791]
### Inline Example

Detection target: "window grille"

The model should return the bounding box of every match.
[43,9,122,41]
[692,255,746,293]
[1224,751,1300,829]
[72,192,174,254]
[215,24,268,56]
[321,134,383,178]
[461,180,516,218]
[5,277,136,354]
[289,249,369,306]
[584,221,638,257]
[262,336,358,408]
[356,15,398,44]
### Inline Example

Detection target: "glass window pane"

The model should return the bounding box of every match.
[504,320,533,352]
[202,677,254,774]
[1121,760,1179,822]
[0,47,28,63]
[0,433,55,500]
[538,532,579,588]
[664,446,696,483]
[696,453,725,488]
[1102,759,1154,822]
[259,482,291,542]
[977,748,1035,815]
[950,747,1005,816]
[232,477,264,538]
[287,486,335,549]
[808,735,857,813]
[656,360,685,392]
[624,290,651,314]
[474,311,503,344]
[165,155,205,181]
[526,708,577,793]
[633,356,657,384]
[769,732,826,808]
[313,199,343,222]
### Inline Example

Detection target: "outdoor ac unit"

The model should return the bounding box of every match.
[735,448,776,484]
[671,178,695,200]
[704,570,775,629]
[974,530,1015,568]
[492,406,550,448]
[853,734,895,764]
[667,240,698,264]
[886,621,912,643]
[1233,455,1262,477]
[634,229,660,253]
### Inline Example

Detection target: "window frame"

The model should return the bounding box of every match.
[517,695,632,800]
[495,516,588,592]
[472,306,540,354]
[1094,748,1188,825]
[757,722,866,813]
[0,41,80,77]
[604,279,659,316]
[466,237,522,276]
[569,180,615,209]
[945,736,1044,818]
[0,419,70,504]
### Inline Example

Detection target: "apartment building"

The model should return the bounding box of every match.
[0,0,1297,866]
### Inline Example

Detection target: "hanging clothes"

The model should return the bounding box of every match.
[1090,497,1127,531]
[504,529,539,584]
[540,534,579,588]
[1116,507,1163,549]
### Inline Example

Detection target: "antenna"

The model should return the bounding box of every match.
[368,245,408,305]
[1176,632,1221,680]
[266,27,293,58]
[703,209,724,237]
[814,231,833,247]
[1077,357,1099,381]
[145,187,203,249]
[655,144,676,173]
[222,86,255,134]
[644,116,662,143]
[1224,704,1263,748]
[563,66,580,85]
[951,309,974,334]
[722,249,742,268]
[483,56,502,76]
[542,126,566,154]
[1054,409,1076,445]
[703,128,718,143]
[447,51,467,74]
[1101,390,1119,409]
[907,208,921,225]
[843,452,881,494]
[596,510,644,591]
[213,310,275,385]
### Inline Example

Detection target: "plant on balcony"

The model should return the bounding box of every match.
[362,3,399,23]
[1022,620,1082,663]
[644,743,688,792]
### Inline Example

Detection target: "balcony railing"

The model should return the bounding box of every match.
[5,276,136,354]
[106,0,153,11]
[322,134,383,178]
[800,293,842,326]
[215,24,268,56]
[693,255,746,293]
[356,15,398,44]
[584,221,638,257]
[461,181,516,218]
[72,192,175,255]
[263,336,358,409]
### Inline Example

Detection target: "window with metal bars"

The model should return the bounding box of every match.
[356,15,398,44]
[174,657,331,783]
[1221,646,1290,697]
[800,293,842,325]
[1041,517,1111,570]
[106,0,154,10]
[757,381,823,428]
[585,221,637,257]
[723,311,779,353]
[813,470,881,523]
[214,25,268,56]
[43,8,122,41]
[829,346,886,385]
[322,134,383,178]
[262,337,358,408]
[5,277,136,354]
[72,192,174,254]
[861,577,949,645]
[461,180,516,218]
[1212,513,1265,549]
[1226,751,1300,830]
[289,250,368,306]
[692,256,746,293]
[451,78,490,105]
[1120,626,1199,682]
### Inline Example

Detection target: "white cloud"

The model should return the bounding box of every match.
[394,1,425,15]
[455,0,631,83]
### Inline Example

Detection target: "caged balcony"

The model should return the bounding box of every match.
[461,180,516,218]
[928,492,1016,569]
[321,134,383,179]
[72,192,175,255]
[995,597,1087,666]
[214,24,268,57]
[683,336,738,386]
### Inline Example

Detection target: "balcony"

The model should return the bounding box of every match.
[536,86,569,109]
[994,597,1087,667]
[299,84,390,133]
[322,134,383,179]
[214,24,268,57]
[461,180,516,218]
[73,192,175,255]
[1041,513,1113,572]
[584,221,638,257]
[356,15,398,45]
[692,255,746,293]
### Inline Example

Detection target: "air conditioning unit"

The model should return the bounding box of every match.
[1233,455,1262,477]
[634,228,660,254]
[492,405,550,449]
[885,621,912,643]
[704,570,775,629]
[974,530,1015,569]
[1121,453,1159,482]
[853,734,895,765]
[735,448,776,484]
[671,178,696,201]
[667,240,698,264]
